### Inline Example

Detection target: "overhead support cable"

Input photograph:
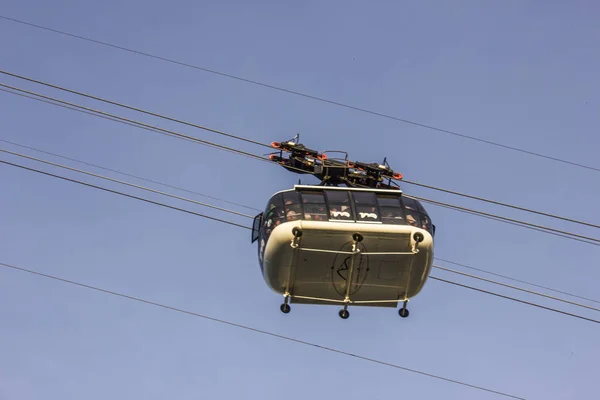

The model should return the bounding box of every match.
[404,194,600,246]
[0,84,317,177]
[0,147,254,219]
[2,84,598,247]
[2,82,598,247]
[0,16,598,173]
[0,260,526,399]
[424,201,599,246]
[434,258,600,305]
[432,264,600,313]
[402,179,600,230]
[2,83,597,234]
[0,137,261,212]
[430,276,600,324]
[0,69,271,149]
[0,158,251,230]
[0,82,267,163]
[0,87,169,136]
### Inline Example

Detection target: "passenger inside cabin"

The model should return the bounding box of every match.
[329,205,351,220]
[315,206,327,220]
[382,209,403,221]
[406,214,418,226]
[284,200,302,221]
[421,215,430,230]
[304,205,327,221]
[357,206,378,221]
[276,208,286,224]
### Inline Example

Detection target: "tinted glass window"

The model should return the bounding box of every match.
[263,193,285,241]
[420,212,433,234]
[352,191,380,222]
[414,199,428,215]
[376,195,401,207]
[401,197,421,227]
[301,192,328,221]
[376,194,406,225]
[283,191,302,221]
[325,190,353,220]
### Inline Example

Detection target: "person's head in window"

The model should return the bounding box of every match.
[315,206,326,220]
[384,210,395,218]
[406,214,418,226]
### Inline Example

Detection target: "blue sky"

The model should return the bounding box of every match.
[1,1,599,399]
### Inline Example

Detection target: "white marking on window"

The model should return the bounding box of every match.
[331,211,351,218]
[359,212,378,219]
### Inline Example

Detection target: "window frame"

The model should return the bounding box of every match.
[324,190,354,222]
[251,212,262,243]
[399,196,422,227]
[351,191,382,223]
[375,193,407,225]
[299,190,329,221]
[282,191,303,221]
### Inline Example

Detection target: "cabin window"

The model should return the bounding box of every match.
[263,193,285,241]
[376,194,406,225]
[283,191,302,221]
[324,190,353,221]
[401,197,421,227]
[415,199,426,214]
[412,198,434,235]
[420,213,433,235]
[352,191,380,222]
[300,191,328,221]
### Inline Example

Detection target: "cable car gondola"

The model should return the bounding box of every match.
[251,136,435,319]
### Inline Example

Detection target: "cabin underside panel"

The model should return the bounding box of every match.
[261,221,433,308]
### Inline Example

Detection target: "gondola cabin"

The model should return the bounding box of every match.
[251,185,435,319]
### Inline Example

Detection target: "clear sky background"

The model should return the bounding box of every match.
[1,1,599,399]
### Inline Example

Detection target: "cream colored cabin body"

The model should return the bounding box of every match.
[252,185,435,319]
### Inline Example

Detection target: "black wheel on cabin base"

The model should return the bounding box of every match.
[339,309,350,319]
[398,308,409,318]
[280,303,291,314]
